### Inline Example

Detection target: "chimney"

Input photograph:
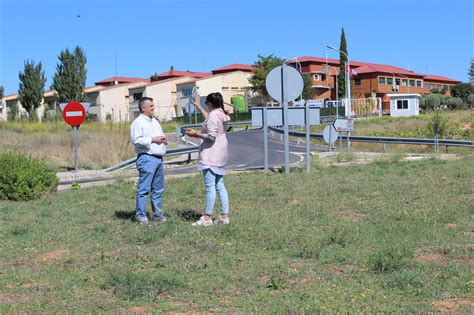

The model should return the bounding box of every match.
[170,66,174,74]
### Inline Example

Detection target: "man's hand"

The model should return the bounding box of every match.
[152,135,168,145]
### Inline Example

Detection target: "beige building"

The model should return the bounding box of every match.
[128,77,196,121]
[0,91,57,121]
[176,64,254,115]
[86,82,148,122]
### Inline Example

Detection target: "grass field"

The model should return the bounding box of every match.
[1,156,473,312]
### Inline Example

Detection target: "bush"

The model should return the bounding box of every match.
[446,97,464,110]
[425,94,441,110]
[467,94,474,107]
[0,151,58,201]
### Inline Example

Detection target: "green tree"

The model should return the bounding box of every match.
[451,83,474,102]
[248,54,284,104]
[18,60,46,118]
[0,86,4,99]
[52,46,87,102]
[469,58,474,85]
[338,28,348,99]
[302,74,316,100]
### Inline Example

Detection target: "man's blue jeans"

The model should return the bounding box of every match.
[203,169,229,216]
[135,154,165,221]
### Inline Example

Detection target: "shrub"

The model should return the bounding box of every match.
[446,97,463,110]
[367,247,409,273]
[425,94,441,110]
[419,97,426,110]
[0,151,58,201]
[468,94,474,107]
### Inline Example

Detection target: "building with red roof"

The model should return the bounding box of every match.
[287,56,460,105]
[95,76,150,86]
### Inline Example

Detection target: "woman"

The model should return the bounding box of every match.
[186,92,231,227]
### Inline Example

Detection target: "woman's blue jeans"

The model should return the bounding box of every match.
[203,169,229,216]
[135,154,165,221]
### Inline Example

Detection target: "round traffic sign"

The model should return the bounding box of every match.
[265,65,304,102]
[62,101,86,127]
[323,125,338,144]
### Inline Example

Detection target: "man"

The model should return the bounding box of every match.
[130,97,168,224]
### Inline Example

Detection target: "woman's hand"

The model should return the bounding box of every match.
[193,94,201,107]
[186,128,196,137]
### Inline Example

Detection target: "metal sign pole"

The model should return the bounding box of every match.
[263,107,268,174]
[73,126,79,184]
[282,65,289,174]
[305,102,310,174]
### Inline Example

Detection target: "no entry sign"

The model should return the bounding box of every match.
[62,101,86,127]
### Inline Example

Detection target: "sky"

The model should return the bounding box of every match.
[0,0,472,95]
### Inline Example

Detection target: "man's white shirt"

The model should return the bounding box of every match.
[130,114,167,156]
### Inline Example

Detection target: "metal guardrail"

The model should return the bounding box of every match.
[104,145,199,172]
[177,121,252,136]
[269,126,474,148]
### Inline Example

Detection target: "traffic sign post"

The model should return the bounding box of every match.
[265,64,304,174]
[60,101,90,187]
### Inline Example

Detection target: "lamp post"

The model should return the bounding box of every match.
[398,73,410,94]
[327,45,351,118]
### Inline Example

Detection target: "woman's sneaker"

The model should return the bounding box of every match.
[192,216,214,227]
[218,215,230,225]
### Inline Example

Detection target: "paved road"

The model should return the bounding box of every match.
[166,128,326,175]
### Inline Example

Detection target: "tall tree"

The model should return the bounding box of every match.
[469,58,474,86]
[18,60,46,116]
[338,28,348,99]
[0,86,4,99]
[248,54,284,104]
[451,83,474,102]
[52,46,87,102]
[302,74,316,100]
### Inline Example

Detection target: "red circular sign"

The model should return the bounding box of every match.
[62,101,86,126]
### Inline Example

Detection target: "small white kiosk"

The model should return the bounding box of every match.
[388,94,420,117]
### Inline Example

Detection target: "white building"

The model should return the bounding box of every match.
[176,64,254,116]
[128,76,196,121]
[388,94,420,117]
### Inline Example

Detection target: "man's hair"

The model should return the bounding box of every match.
[138,97,153,112]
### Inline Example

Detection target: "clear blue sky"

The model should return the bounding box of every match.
[1,0,472,95]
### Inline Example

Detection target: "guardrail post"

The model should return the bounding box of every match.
[383,143,387,153]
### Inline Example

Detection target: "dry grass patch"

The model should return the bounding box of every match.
[432,298,474,312]
[39,249,70,261]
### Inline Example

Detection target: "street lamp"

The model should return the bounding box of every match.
[327,45,351,117]
[388,72,410,94]
[285,57,303,101]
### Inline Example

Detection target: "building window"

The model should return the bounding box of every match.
[133,92,142,101]
[397,100,408,109]
[231,87,239,90]
[402,79,408,87]
[395,79,400,86]
[416,80,422,87]
[409,80,415,87]
[379,77,386,85]
[313,74,321,81]
[354,78,361,87]
[424,83,429,90]
[387,77,393,85]
[222,87,229,90]
[182,88,192,97]
[321,74,326,81]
